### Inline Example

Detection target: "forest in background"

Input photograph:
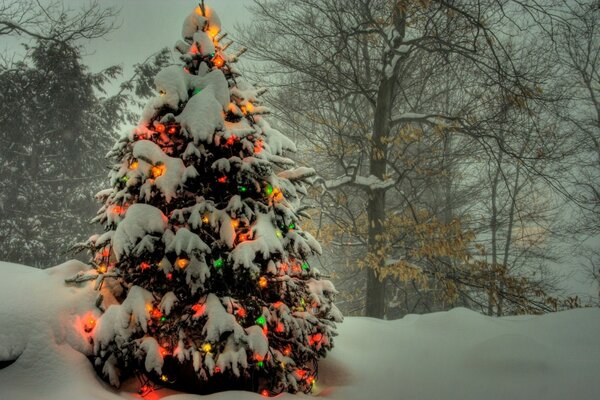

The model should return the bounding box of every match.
[1,0,599,318]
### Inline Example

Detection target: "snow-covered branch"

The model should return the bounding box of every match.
[390,112,458,128]
[317,173,395,192]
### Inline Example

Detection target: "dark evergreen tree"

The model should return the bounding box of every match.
[0,40,121,267]
[83,4,341,396]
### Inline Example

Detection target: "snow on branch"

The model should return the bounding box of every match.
[317,173,394,192]
[390,112,458,128]
[277,167,316,182]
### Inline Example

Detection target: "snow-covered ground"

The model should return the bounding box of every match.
[1,260,599,400]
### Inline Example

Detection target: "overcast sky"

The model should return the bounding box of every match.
[84,0,251,80]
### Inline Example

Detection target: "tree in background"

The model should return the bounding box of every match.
[0,39,121,267]
[241,0,586,317]
[75,5,340,396]
[0,0,171,268]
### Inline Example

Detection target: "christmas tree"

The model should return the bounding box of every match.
[81,3,341,396]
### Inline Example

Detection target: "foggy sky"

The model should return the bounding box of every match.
[85,0,250,86]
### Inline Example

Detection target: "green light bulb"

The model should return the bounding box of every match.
[302,262,309,271]
[214,258,223,268]
[256,316,266,326]
[265,184,273,196]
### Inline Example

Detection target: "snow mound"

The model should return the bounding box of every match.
[1,261,600,400]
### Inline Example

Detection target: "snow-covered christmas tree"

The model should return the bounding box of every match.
[81,3,341,396]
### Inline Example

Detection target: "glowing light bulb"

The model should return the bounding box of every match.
[160,375,168,382]
[309,333,323,345]
[98,263,108,274]
[130,160,139,170]
[256,316,266,326]
[231,219,240,229]
[192,304,205,315]
[276,322,285,333]
[151,164,166,178]
[167,126,177,135]
[226,135,236,146]
[202,343,212,353]
[261,389,270,397]
[276,230,283,238]
[258,276,268,288]
[246,102,255,113]
[302,262,310,271]
[140,262,151,271]
[265,184,274,196]
[214,258,224,268]
[208,26,220,38]
[236,308,247,317]
[202,215,210,224]
[112,205,125,215]
[156,123,166,133]
[212,54,225,68]
[217,176,227,183]
[176,258,189,269]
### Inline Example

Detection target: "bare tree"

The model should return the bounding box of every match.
[0,0,118,43]
[240,0,568,317]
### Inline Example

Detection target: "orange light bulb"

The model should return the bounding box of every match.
[258,276,268,288]
[151,164,166,178]
[130,160,139,169]
[176,258,189,269]
[212,54,225,68]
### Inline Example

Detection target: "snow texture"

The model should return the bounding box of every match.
[202,293,245,342]
[112,204,167,260]
[230,212,285,272]
[133,140,186,202]
[177,86,225,144]
[2,261,600,400]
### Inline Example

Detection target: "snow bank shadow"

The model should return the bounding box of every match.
[465,333,553,374]
[0,359,18,370]
[316,355,353,388]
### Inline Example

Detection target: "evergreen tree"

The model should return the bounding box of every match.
[0,40,121,267]
[84,5,341,396]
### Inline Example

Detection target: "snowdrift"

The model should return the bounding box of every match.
[1,260,599,400]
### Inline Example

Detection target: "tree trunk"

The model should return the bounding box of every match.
[365,2,406,318]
